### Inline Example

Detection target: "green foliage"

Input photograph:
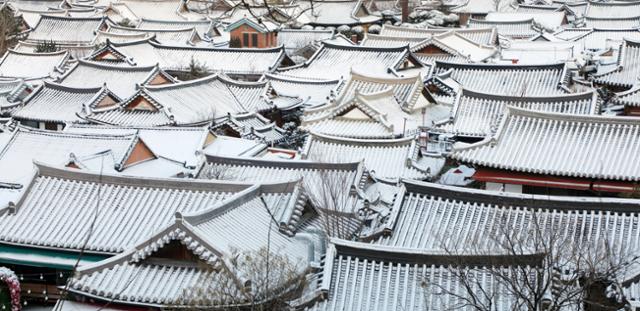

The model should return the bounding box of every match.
[35,40,58,53]
[117,18,135,28]
[174,57,210,81]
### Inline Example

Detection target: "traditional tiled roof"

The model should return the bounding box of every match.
[212,112,286,144]
[89,38,288,75]
[0,49,68,80]
[0,79,32,115]
[432,61,570,96]
[585,0,640,19]
[296,0,381,26]
[361,32,498,63]
[500,40,577,64]
[451,107,640,181]
[553,28,640,51]
[26,15,106,44]
[106,24,201,46]
[94,30,149,44]
[613,85,640,107]
[468,18,539,39]
[367,179,640,252]
[276,42,424,81]
[0,163,279,253]
[66,181,319,307]
[584,16,640,29]
[301,132,439,180]
[304,239,529,311]
[263,73,342,107]
[57,60,174,99]
[85,74,275,126]
[277,29,334,53]
[379,25,498,46]
[12,82,119,124]
[485,12,566,30]
[438,89,599,137]
[137,18,218,39]
[593,38,640,89]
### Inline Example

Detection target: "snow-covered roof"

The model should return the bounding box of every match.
[277,29,335,52]
[263,73,342,107]
[66,181,318,307]
[583,16,640,29]
[137,18,217,38]
[500,40,577,64]
[613,85,640,108]
[12,82,118,124]
[0,162,280,253]
[485,11,566,30]
[26,15,105,44]
[553,28,640,51]
[379,24,498,46]
[276,42,423,81]
[593,38,640,89]
[438,89,599,137]
[89,38,288,75]
[85,74,274,126]
[431,61,570,96]
[296,0,382,26]
[106,24,201,46]
[468,18,539,39]
[0,79,33,115]
[57,60,173,99]
[0,49,68,80]
[301,132,439,180]
[212,112,286,144]
[585,0,640,19]
[451,107,640,181]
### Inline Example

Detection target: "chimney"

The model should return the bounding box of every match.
[401,0,409,23]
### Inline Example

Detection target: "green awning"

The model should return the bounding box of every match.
[0,244,110,270]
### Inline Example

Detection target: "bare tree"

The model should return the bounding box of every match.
[174,247,308,310]
[423,209,639,311]
[0,5,20,55]
[304,169,365,240]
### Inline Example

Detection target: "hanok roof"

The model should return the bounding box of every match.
[0,163,310,255]
[137,18,218,39]
[107,0,201,22]
[305,239,528,311]
[613,85,640,108]
[301,132,440,180]
[277,29,335,53]
[276,43,424,81]
[263,73,342,107]
[367,179,640,252]
[431,61,570,96]
[585,0,640,19]
[12,82,119,124]
[212,112,286,144]
[485,11,566,30]
[451,107,640,181]
[500,40,577,64]
[26,15,106,44]
[449,0,514,14]
[593,38,640,89]
[57,60,174,99]
[85,74,275,126]
[0,79,33,115]
[297,0,381,26]
[438,89,599,137]
[0,49,68,80]
[468,18,539,39]
[553,28,640,51]
[88,38,288,75]
[584,16,640,29]
[66,181,318,307]
[379,24,498,46]
[106,24,201,46]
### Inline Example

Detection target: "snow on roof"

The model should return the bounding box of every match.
[468,18,539,39]
[26,15,105,44]
[277,29,335,51]
[212,112,286,144]
[86,74,275,126]
[438,89,598,137]
[0,49,68,80]
[276,42,423,81]
[451,107,640,181]
[106,24,200,46]
[66,181,318,307]
[379,24,498,46]
[12,82,115,124]
[93,38,287,75]
[500,40,577,64]
[553,28,640,51]
[613,85,640,108]
[301,132,439,180]
[0,79,32,114]
[585,0,640,19]
[0,162,267,253]
[57,60,170,99]
[593,38,640,89]
[584,16,640,29]
[264,73,341,107]
[203,134,267,157]
[368,179,640,252]
[296,0,381,25]
[137,18,217,38]
[485,11,566,30]
[431,61,570,96]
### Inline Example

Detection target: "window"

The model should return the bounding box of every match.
[44,122,58,131]
[242,33,249,47]
[251,33,258,47]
